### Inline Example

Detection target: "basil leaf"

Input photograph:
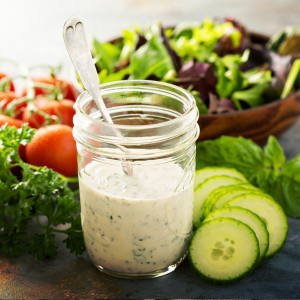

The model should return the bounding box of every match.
[196,136,264,184]
[264,135,286,169]
[196,135,300,217]
[282,153,300,182]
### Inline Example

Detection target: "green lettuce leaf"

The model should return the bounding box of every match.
[231,83,268,108]
[131,23,175,80]
[92,38,115,74]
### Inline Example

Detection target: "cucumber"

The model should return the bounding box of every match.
[211,185,260,213]
[189,217,259,284]
[194,167,248,189]
[224,193,288,259]
[201,185,240,220]
[203,207,269,265]
[204,184,259,218]
[193,176,243,228]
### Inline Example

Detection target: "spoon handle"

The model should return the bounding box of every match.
[63,15,114,124]
[63,16,133,176]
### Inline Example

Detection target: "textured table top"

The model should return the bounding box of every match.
[1,0,300,298]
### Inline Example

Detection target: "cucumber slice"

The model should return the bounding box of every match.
[211,185,260,213]
[203,184,259,219]
[194,167,248,189]
[193,176,243,228]
[203,207,269,266]
[201,185,240,220]
[189,217,259,284]
[224,193,288,259]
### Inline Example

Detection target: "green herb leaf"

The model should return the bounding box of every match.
[0,231,27,258]
[28,230,58,260]
[196,135,300,217]
[196,136,264,184]
[0,124,84,259]
[282,153,300,182]
[52,195,80,226]
[62,214,85,255]
[263,135,286,169]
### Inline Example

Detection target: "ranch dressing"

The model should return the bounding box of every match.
[79,160,194,274]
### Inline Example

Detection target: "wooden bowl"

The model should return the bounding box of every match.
[71,31,300,145]
[198,91,300,144]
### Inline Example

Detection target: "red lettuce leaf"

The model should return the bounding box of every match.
[177,60,216,101]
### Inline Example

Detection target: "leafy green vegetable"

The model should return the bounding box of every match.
[119,29,137,63]
[213,50,249,100]
[231,83,268,108]
[0,124,84,259]
[103,42,121,62]
[191,91,208,115]
[211,50,272,109]
[170,18,242,62]
[131,23,175,80]
[264,136,286,169]
[281,59,300,99]
[92,38,115,74]
[99,66,132,84]
[196,135,300,217]
[283,153,300,182]
[86,18,290,114]
[267,25,300,55]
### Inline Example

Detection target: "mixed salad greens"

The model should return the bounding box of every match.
[87,17,300,115]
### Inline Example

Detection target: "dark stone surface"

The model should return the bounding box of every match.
[1,217,300,299]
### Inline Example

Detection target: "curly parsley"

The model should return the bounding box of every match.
[0,124,85,259]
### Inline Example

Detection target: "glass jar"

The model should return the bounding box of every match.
[73,80,199,279]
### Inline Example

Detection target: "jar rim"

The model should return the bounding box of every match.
[74,80,196,131]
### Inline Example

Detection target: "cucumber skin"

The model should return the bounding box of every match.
[203,207,269,266]
[188,218,259,285]
[224,192,289,260]
[264,216,288,260]
[194,167,248,189]
[193,176,242,228]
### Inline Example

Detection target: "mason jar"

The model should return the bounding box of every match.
[73,80,199,279]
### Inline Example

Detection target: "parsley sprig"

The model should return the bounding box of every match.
[0,124,85,259]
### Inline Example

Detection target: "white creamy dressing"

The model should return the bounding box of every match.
[79,160,194,274]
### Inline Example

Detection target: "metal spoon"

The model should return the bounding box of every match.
[63,15,132,176]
